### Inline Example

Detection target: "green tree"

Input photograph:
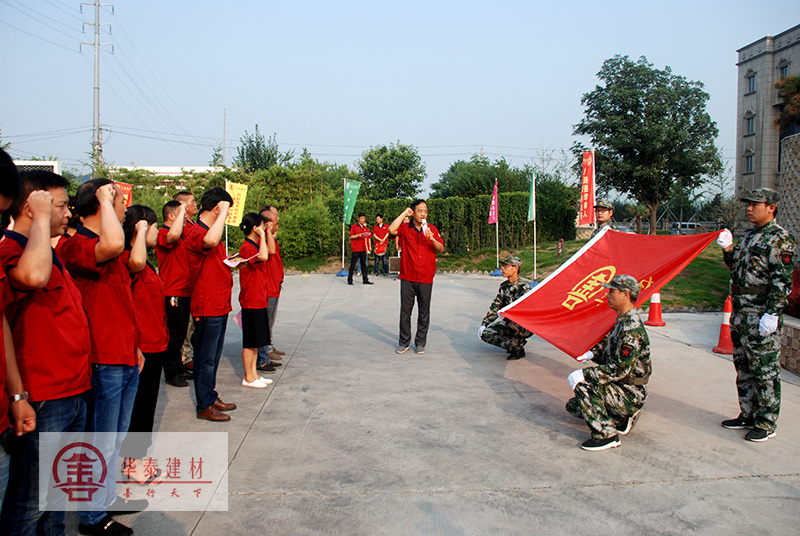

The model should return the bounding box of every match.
[356,142,425,199]
[209,144,225,167]
[234,125,294,172]
[774,75,800,131]
[573,55,723,234]
[430,155,531,198]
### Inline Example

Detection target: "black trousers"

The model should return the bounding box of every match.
[399,279,433,348]
[123,350,165,459]
[347,251,369,283]
[163,296,191,380]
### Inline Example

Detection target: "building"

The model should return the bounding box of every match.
[735,24,800,194]
[13,160,62,175]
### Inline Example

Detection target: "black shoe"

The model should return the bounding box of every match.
[182,370,193,380]
[166,375,188,387]
[363,280,373,285]
[580,435,620,451]
[617,409,641,436]
[745,427,776,442]
[108,496,149,515]
[270,361,282,367]
[347,281,353,285]
[257,363,278,374]
[721,415,754,429]
[507,349,525,360]
[78,515,133,536]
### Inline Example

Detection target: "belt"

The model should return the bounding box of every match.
[622,371,650,386]
[731,284,769,296]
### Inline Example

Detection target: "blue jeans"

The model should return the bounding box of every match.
[192,315,228,413]
[257,298,279,367]
[0,438,8,508]
[374,253,388,275]
[78,364,139,526]
[0,395,86,536]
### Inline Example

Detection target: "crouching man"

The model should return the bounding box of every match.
[565,274,651,451]
[478,255,533,360]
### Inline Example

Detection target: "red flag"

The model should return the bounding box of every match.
[488,180,498,224]
[578,152,596,226]
[500,228,721,358]
[115,181,134,207]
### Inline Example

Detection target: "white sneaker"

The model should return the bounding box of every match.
[259,377,274,385]
[242,378,267,389]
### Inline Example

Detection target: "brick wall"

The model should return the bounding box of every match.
[779,133,800,374]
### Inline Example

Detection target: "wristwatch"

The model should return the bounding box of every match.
[10,391,28,403]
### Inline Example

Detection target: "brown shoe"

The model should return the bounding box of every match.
[196,406,231,422]
[213,398,237,412]
[184,359,194,371]
[268,351,282,361]
[272,348,286,356]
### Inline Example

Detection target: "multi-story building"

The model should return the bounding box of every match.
[735,24,800,194]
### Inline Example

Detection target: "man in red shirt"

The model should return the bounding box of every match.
[347,212,373,285]
[0,172,102,534]
[174,191,198,370]
[156,200,194,387]
[185,187,236,422]
[389,200,444,355]
[60,179,142,536]
[257,205,286,369]
[372,214,390,276]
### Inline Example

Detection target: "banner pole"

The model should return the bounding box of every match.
[224,180,229,254]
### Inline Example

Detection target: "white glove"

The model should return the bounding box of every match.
[759,313,779,336]
[567,369,585,391]
[478,325,486,338]
[576,350,593,363]
[716,229,733,249]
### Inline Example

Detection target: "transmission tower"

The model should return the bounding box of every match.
[80,0,114,169]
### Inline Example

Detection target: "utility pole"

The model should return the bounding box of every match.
[222,108,229,166]
[81,0,113,172]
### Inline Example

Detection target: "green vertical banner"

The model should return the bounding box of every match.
[527,171,536,222]
[343,180,361,223]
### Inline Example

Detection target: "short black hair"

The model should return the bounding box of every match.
[240,212,264,236]
[163,199,181,220]
[0,149,20,201]
[376,214,383,219]
[259,204,277,214]
[410,199,427,211]
[74,178,114,218]
[123,204,157,249]
[358,212,366,218]
[174,191,194,201]
[11,170,70,218]
[199,187,233,214]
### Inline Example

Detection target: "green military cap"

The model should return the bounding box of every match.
[739,188,780,205]
[600,274,641,300]
[500,255,522,267]
[594,200,613,210]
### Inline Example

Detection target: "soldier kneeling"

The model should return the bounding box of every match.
[478,256,534,360]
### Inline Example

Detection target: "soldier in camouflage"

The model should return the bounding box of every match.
[565,274,651,451]
[590,200,619,238]
[716,188,795,442]
[479,255,534,360]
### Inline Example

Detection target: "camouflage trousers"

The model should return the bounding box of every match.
[566,381,646,439]
[730,312,782,433]
[480,317,532,352]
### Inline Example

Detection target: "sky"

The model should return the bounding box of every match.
[1,1,799,195]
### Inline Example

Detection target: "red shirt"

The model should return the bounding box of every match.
[155,226,193,297]
[0,232,91,402]
[186,220,232,317]
[373,223,389,254]
[0,270,8,431]
[397,221,442,285]
[266,239,284,298]
[60,225,139,366]
[121,251,169,353]
[349,222,371,252]
[238,239,268,309]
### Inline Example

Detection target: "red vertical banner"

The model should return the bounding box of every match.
[115,181,133,207]
[488,180,499,224]
[578,151,596,226]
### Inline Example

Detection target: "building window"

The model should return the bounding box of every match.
[746,155,754,173]
[748,75,755,92]
[778,59,790,79]
[747,117,754,134]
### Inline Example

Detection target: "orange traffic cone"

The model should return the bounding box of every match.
[644,292,666,326]
[713,296,734,354]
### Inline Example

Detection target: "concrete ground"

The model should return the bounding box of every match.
[70,273,800,535]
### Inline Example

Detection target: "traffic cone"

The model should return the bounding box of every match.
[644,292,666,326]
[713,296,734,355]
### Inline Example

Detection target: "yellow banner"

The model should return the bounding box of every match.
[225,182,248,226]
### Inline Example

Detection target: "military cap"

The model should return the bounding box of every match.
[500,255,522,267]
[600,274,641,300]
[594,200,613,210]
[739,188,780,205]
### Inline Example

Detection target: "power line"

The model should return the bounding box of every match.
[0,19,77,52]
[1,0,82,42]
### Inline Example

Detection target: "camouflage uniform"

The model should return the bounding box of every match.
[480,277,533,352]
[566,309,651,439]
[590,219,619,238]
[724,218,795,434]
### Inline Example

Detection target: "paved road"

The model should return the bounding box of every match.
[70,273,800,535]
